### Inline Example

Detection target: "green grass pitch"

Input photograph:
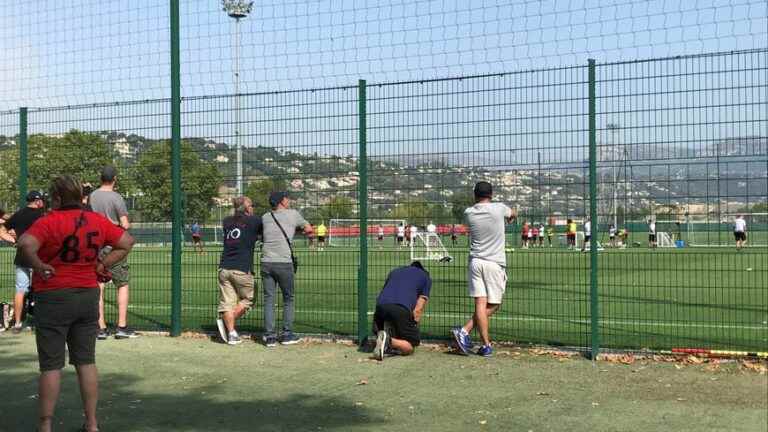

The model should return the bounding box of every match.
[1,234,766,352]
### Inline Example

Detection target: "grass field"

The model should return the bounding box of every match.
[1,333,766,432]
[1,234,766,352]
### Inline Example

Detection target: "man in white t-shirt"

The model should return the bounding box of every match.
[648,219,657,248]
[396,223,405,247]
[451,181,515,358]
[608,224,617,248]
[733,215,747,250]
[581,219,591,252]
[426,221,437,234]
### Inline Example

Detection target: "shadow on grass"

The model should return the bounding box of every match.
[0,340,386,432]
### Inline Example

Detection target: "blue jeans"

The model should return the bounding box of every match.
[261,262,295,337]
[15,266,32,294]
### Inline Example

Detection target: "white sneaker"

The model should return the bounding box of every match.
[227,333,242,345]
[216,318,227,344]
[374,330,388,361]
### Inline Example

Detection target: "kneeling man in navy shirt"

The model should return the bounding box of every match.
[373,261,431,360]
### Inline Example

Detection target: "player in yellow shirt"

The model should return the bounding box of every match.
[567,219,577,249]
[316,222,328,250]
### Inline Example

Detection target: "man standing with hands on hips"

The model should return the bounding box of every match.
[260,191,313,347]
[452,181,515,357]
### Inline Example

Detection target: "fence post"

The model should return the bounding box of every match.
[18,107,28,208]
[357,79,369,346]
[588,59,600,360]
[170,0,183,336]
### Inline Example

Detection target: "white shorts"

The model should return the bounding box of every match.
[468,259,507,304]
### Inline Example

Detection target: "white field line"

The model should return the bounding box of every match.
[124,304,767,330]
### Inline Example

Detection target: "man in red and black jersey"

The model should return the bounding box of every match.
[18,175,134,432]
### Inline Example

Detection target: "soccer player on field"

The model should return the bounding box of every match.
[316,221,327,250]
[372,261,431,360]
[733,214,747,251]
[452,181,515,357]
[426,221,437,234]
[581,219,591,252]
[377,224,385,248]
[531,224,539,248]
[521,221,529,249]
[190,220,203,254]
[608,223,617,248]
[647,219,657,248]
[538,222,545,247]
[450,224,458,246]
[409,224,418,246]
[566,219,577,249]
[546,225,554,247]
[396,223,405,247]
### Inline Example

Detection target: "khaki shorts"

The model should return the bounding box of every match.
[218,269,254,313]
[468,258,507,305]
[109,257,130,288]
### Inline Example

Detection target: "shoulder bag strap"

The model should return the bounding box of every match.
[270,211,295,258]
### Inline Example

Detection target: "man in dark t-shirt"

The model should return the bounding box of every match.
[1,191,46,331]
[216,196,262,345]
[372,261,431,360]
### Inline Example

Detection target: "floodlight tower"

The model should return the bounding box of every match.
[222,0,253,195]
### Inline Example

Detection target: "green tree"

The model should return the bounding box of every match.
[450,191,474,222]
[391,197,435,225]
[131,140,222,222]
[244,177,287,218]
[318,196,355,221]
[0,130,117,207]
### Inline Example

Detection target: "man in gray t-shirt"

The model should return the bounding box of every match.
[452,181,515,358]
[89,166,137,340]
[260,191,313,347]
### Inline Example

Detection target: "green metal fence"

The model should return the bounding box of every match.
[0,49,766,356]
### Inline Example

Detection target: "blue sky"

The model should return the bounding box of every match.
[1,0,766,110]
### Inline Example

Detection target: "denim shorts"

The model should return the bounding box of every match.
[15,266,32,294]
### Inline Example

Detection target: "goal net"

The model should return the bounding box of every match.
[558,231,585,249]
[410,232,452,262]
[656,232,675,248]
[685,213,768,247]
[328,219,407,247]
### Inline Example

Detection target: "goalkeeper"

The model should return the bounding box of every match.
[372,261,431,361]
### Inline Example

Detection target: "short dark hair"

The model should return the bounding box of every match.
[410,261,427,273]
[473,181,492,199]
[101,165,118,183]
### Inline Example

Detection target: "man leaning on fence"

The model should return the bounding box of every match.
[260,191,313,347]
[215,196,261,345]
[89,165,137,339]
[372,261,431,361]
[452,181,515,358]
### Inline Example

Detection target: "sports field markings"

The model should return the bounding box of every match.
[125,304,767,331]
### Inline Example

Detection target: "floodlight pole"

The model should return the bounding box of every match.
[223,1,253,195]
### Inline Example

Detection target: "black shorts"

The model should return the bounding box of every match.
[318,236,326,242]
[734,232,746,241]
[377,235,384,241]
[397,236,404,243]
[192,235,201,243]
[585,235,591,242]
[372,303,420,347]
[649,234,656,242]
[34,288,99,372]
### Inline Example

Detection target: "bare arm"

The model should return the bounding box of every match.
[99,232,135,268]
[0,226,16,244]
[302,223,314,235]
[18,234,54,279]
[412,295,429,323]
[119,215,131,230]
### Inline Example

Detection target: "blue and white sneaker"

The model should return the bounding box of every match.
[477,345,493,357]
[451,326,472,355]
[279,331,301,345]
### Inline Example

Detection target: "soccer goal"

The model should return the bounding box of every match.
[656,232,675,248]
[410,232,452,262]
[558,231,585,249]
[686,213,768,247]
[328,219,407,247]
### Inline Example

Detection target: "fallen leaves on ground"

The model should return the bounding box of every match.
[740,360,768,375]
[356,378,369,385]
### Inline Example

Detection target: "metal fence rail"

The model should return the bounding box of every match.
[0,49,765,355]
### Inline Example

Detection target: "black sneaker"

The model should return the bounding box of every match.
[97,328,109,340]
[279,332,301,345]
[263,335,278,348]
[114,327,139,339]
